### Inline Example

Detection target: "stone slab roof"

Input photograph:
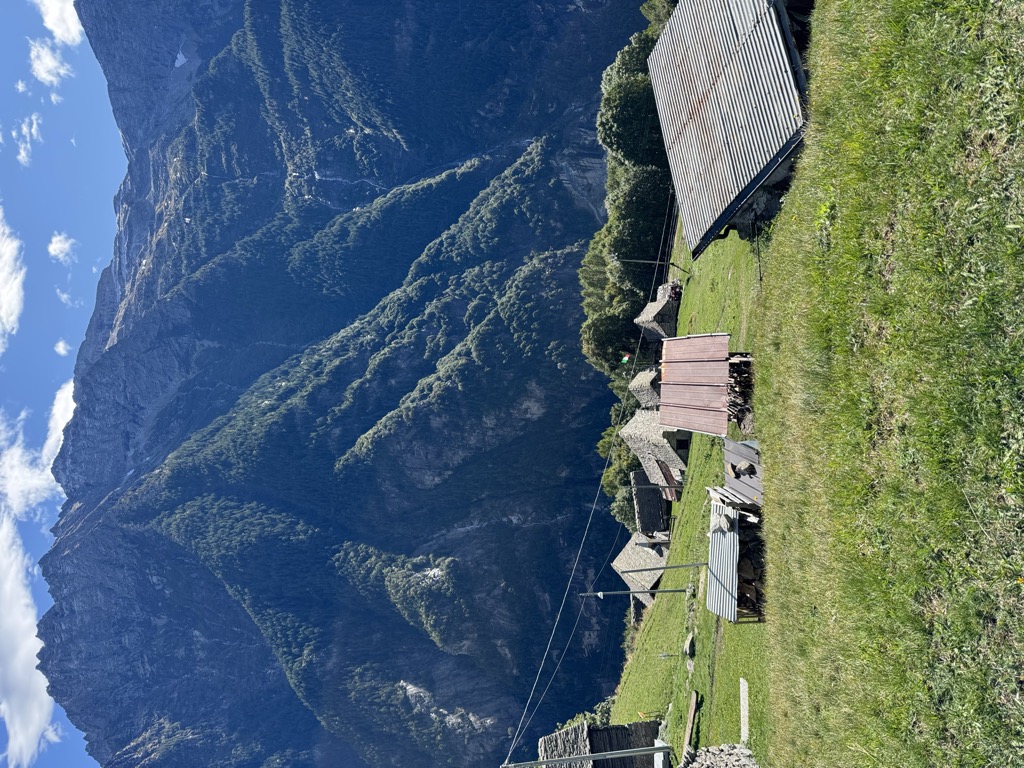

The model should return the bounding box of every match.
[620,410,686,492]
[612,532,668,606]
[538,721,663,768]
[628,368,661,410]
[634,283,681,340]
[630,471,667,534]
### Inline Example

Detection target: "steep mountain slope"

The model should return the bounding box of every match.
[40,1,640,766]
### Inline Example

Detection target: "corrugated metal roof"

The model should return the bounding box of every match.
[648,0,805,257]
[724,438,763,505]
[659,334,730,437]
[706,500,739,623]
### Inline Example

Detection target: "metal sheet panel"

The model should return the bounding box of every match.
[649,0,806,257]
[706,501,739,622]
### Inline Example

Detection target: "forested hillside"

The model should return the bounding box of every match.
[40,2,644,766]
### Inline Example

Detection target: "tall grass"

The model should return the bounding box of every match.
[757,0,1024,764]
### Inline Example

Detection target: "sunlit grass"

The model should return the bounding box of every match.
[756,0,1024,764]
[611,233,769,762]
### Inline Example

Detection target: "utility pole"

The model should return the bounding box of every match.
[580,588,692,598]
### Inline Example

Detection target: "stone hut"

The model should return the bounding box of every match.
[619,410,690,499]
[630,471,668,535]
[537,720,663,768]
[611,532,669,610]
[634,283,681,340]
[628,368,661,410]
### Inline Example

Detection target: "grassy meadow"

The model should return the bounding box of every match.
[606,0,1024,765]
[610,231,771,760]
[756,0,1024,765]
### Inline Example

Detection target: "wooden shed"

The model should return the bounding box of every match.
[648,0,806,257]
[659,334,752,437]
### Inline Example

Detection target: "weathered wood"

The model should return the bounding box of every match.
[661,335,730,363]
[683,690,699,751]
[661,360,730,385]
[660,406,729,437]
[660,384,729,410]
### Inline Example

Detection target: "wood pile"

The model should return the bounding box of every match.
[727,355,753,428]
[737,524,765,616]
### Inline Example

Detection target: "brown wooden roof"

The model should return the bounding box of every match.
[658,334,730,437]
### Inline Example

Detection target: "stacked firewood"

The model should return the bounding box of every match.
[727,354,754,426]
[736,524,765,615]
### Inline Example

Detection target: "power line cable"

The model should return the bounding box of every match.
[504,187,677,763]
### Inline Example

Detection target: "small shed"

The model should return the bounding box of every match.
[612,532,669,609]
[634,283,682,340]
[537,720,663,768]
[706,486,763,623]
[630,471,668,535]
[619,410,690,500]
[659,334,752,437]
[648,0,807,257]
[628,368,661,410]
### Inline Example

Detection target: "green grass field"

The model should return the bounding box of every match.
[610,231,770,761]
[602,3,1019,765]
[606,1,1023,765]
[756,0,1024,765]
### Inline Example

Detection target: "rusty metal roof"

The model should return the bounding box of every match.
[648,0,806,257]
[658,333,730,437]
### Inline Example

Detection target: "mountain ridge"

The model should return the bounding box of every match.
[42,2,643,765]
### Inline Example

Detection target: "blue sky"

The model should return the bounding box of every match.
[0,1,125,766]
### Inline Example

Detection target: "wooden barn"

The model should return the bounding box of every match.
[648,0,807,257]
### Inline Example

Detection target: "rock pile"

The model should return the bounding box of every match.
[685,744,760,768]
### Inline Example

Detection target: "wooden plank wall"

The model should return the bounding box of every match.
[659,334,730,437]
[649,0,805,257]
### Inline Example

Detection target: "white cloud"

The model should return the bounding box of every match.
[15,81,28,94]
[28,0,84,47]
[0,381,74,768]
[49,92,62,105]
[54,288,79,308]
[0,210,26,356]
[28,40,73,89]
[46,233,75,266]
[0,382,73,519]
[12,114,43,167]
[0,518,59,768]
[53,339,70,357]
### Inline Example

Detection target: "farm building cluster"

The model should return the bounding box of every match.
[514,0,808,762]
